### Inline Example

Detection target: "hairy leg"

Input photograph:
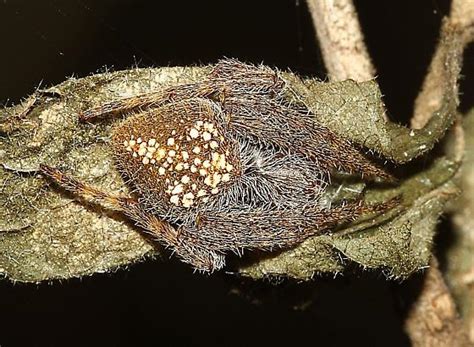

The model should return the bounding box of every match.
[79,82,218,122]
[224,94,393,181]
[40,164,225,272]
[40,164,134,211]
[79,58,280,122]
[180,200,394,252]
[126,205,226,272]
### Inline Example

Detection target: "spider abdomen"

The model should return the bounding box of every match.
[112,99,241,211]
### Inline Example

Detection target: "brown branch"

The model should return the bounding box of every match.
[448,108,474,344]
[305,0,375,81]
[405,258,471,347]
[412,0,474,129]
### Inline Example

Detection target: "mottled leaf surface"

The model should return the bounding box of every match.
[0,24,462,282]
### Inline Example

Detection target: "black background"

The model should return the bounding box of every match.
[0,1,471,346]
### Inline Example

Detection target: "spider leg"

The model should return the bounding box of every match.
[40,164,134,211]
[79,92,165,122]
[40,164,225,272]
[181,200,395,252]
[225,95,393,181]
[79,58,280,122]
[79,82,217,122]
[125,205,226,272]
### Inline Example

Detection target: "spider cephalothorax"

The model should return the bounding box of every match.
[41,59,394,272]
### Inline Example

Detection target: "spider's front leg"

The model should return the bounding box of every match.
[79,82,217,122]
[40,165,225,272]
[224,95,394,181]
[79,58,279,123]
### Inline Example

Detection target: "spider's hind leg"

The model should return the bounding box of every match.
[40,164,226,272]
[188,199,398,252]
[40,164,134,211]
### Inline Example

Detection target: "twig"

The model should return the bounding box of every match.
[404,258,471,347]
[412,0,474,129]
[449,108,474,343]
[305,0,375,81]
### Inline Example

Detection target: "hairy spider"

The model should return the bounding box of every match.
[40,59,394,272]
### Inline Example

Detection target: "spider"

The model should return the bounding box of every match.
[40,59,395,272]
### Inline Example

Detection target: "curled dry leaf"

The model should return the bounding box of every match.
[0,24,463,282]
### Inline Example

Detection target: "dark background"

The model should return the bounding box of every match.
[0,1,471,346]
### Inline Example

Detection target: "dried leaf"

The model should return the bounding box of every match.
[0,22,462,282]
